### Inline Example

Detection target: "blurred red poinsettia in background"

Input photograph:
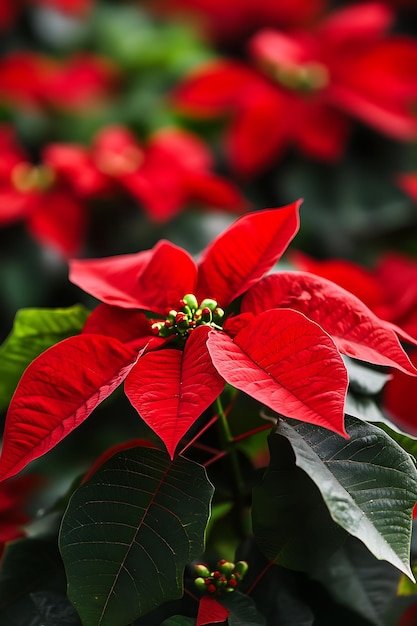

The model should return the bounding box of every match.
[0,52,117,112]
[0,123,248,256]
[174,2,417,176]
[149,0,328,45]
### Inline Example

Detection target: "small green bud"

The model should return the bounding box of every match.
[234,561,249,578]
[200,298,218,312]
[182,294,199,310]
[194,577,207,592]
[194,564,210,578]
[218,560,235,576]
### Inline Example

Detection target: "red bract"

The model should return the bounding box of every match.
[150,0,327,45]
[0,52,116,112]
[0,125,88,257]
[50,125,249,221]
[290,251,417,433]
[174,2,417,176]
[1,200,416,481]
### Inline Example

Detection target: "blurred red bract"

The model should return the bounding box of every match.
[0,474,40,560]
[174,2,417,176]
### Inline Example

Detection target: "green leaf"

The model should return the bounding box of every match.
[256,416,417,578]
[0,537,74,626]
[160,617,196,625]
[59,447,214,626]
[0,537,67,609]
[219,591,266,625]
[28,591,81,626]
[0,305,90,411]
[252,429,347,571]
[311,535,401,626]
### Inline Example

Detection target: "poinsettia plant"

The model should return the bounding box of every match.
[1,200,417,626]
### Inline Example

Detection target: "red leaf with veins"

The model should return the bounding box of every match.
[208,309,348,435]
[242,272,417,375]
[82,303,165,351]
[196,201,301,308]
[197,595,230,625]
[125,326,224,458]
[0,334,137,481]
[69,240,197,313]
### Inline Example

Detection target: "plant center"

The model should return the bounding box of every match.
[11,162,55,193]
[151,293,225,339]
[261,59,329,92]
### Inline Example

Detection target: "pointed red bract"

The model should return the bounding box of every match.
[69,240,197,313]
[197,595,230,625]
[196,201,301,307]
[0,335,137,481]
[242,272,417,375]
[208,309,348,436]
[125,327,224,458]
[81,304,165,351]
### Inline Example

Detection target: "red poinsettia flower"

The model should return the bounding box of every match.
[0,125,89,257]
[49,125,249,221]
[1,200,416,482]
[0,474,39,560]
[0,52,116,112]
[291,250,417,433]
[150,0,328,45]
[174,2,417,176]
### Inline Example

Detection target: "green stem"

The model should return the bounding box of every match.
[215,396,245,499]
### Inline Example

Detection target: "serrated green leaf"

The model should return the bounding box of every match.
[0,305,90,411]
[59,447,214,626]
[265,417,417,578]
[311,535,400,626]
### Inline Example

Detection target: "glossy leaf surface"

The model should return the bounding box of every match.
[60,447,214,626]
[254,417,417,578]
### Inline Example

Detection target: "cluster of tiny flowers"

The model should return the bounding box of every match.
[151,293,225,339]
[193,559,248,595]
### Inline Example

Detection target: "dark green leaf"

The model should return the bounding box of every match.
[59,447,214,626]
[160,617,196,625]
[0,305,90,410]
[311,535,401,625]
[269,417,417,578]
[29,591,81,626]
[252,429,347,571]
[219,591,266,625]
[0,537,67,609]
